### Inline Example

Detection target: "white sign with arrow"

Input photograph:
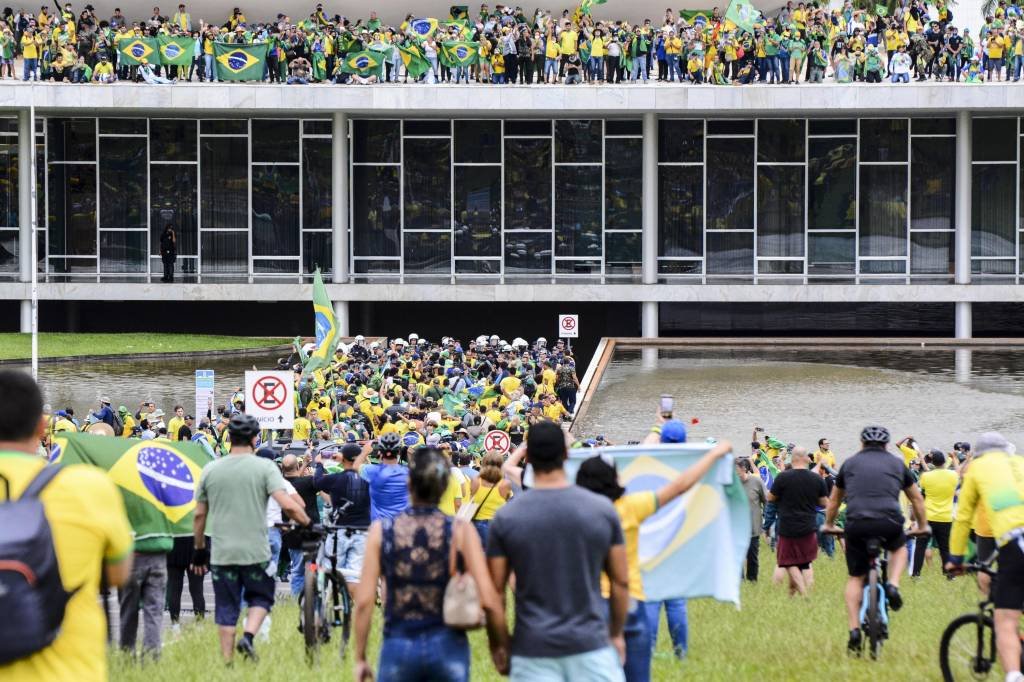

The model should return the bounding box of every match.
[245,370,295,429]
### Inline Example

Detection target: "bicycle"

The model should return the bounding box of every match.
[939,558,1024,681]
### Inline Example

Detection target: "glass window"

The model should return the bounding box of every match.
[504,232,551,274]
[504,138,551,230]
[555,165,601,257]
[707,120,753,136]
[657,261,702,275]
[404,232,451,274]
[555,260,601,276]
[911,137,955,231]
[606,120,642,136]
[404,120,451,136]
[0,230,16,274]
[48,257,96,275]
[47,164,96,256]
[606,138,642,231]
[251,119,300,163]
[252,165,300,257]
[47,118,96,162]
[973,118,1017,162]
[808,232,855,275]
[303,120,332,135]
[808,139,855,230]
[505,120,550,136]
[706,231,753,274]
[606,232,641,275]
[455,120,501,163]
[454,259,501,275]
[99,137,146,230]
[758,260,803,275]
[973,259,1015,276]
[201,138,247,231]
[200,119,247,135]
[151,164,197,257]
[706,138,754,230]
[200,231,247,274]
[809,119,857,136]
[455,166,500,257]
[972,165,1015,258]
[757,119,804,163]
[859,119,908,162]
[253,260,299,275]
[911,232,953,275]
[555,120,601,163]
[757,166,805,258]
[352,120,400,163]
[658,165,703,257]
[100,231,146,273]
[302,138,331,232]
[860,260,906,274]
[303,232,332,276]
[658,119,703,163]
[403,138,451,231]
[353,260,400,275]
[99,119,147,135]
[352,165,400,257]
[150,119,197,162]
[859,165,907,257]
[912,118,955,135]
[0,142,17,228]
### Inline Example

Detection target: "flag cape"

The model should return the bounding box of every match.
[157,35,195,66]
[213,41,268,81]
[340,49,385,77]
[118,36,159,65]
[679,9,713,24]
[408,17,439,39]
[442,392,466,417]
[50,431,214,539]
[303,268,340,376]
[725,0,761,33]
[398,43,431,77]
[441,40,479,67]
[449,5,469,20]
[566,444,750,604]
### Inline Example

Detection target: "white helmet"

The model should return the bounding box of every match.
[476,335,488,345]
[370,341,380,349]
[512,337,528,349]
[489,334,500,342]
[409,333,419,341]
[355,334,365,343]
[503,344,513,352]
[394,338,407,347]
[536,337,547,348]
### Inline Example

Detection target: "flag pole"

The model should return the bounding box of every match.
[30,104,38,381]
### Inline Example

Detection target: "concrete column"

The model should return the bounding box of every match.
[18,109,32,284]
[955,348,972,384]
[641,112,657,286]
[333,300,349,338]
[642,301,658,338]
[332,111,349,285]
[955,110,971,286]
[955,301,972,340]
[20,299,30,333]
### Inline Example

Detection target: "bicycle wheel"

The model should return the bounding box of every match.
[337,578,353,659]
[865,571,883,660]
[301,563,322,661]
[939,613,996,682]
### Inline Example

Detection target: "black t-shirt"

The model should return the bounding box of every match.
[770,468,827,537]
[835,448,915,525]
[282,474,322,550]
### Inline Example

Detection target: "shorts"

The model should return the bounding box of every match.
[511,646,625,682]
[993,536,1024,611]
[320,528,367,584]
[844,518,905,577]
[776,532,818,568]
[211,563,276,626]
[976,535,997,563]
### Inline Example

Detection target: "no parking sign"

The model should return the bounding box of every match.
[244,370,295,429]
[558,314,579,339]
[484,430,511,455]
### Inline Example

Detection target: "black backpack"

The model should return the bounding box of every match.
[0,465,75,664]
[110,411,124,436]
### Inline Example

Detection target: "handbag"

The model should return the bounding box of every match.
[442,520,485,630]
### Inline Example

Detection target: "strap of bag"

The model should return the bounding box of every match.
[470,482,497,523]
[448,518,460,577]
[22,464,62,499]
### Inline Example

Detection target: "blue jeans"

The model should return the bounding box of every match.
[816,510,835,558]
[589,56,604,81]
[1013,55,1023,80]
[604,599,650,682]
[22,58,38,81]
[779,54,790,81]
[267,527,282,578]
[473,520,490,548]
[288,548,304,597]
[765,55,779,82]
[891,72,909,83]
[545,57,558,79]
[454,65,469,83]
[667,54,681,81]
[631,55,647,81]
[511,646,625,682]
[379,626,469,682]
[204,53,216,81]
[645,598,687,659]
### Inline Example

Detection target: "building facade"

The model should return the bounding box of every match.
[2,84,1024,340]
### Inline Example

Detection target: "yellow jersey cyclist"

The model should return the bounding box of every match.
[946,432,1024,682]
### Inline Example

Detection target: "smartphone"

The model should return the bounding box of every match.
[659,394,673,419]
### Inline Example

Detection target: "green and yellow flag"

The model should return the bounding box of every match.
[679,9,713,24]
[449,5,468,20]
[408,17,440,39]
[441,40,479,67]
[118,36,159,65]
[340,49,385,77]
[398,43,431,78]
[213,41,269,81]
[303,268,340,376]
[49,431,214,540]
[158,35,196,66]
[875,3,888,15]
[725,0,761,32]
[580,0,607,16]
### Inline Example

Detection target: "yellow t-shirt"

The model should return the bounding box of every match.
[545,37,560,58]
[987,36,1006,58]
[20,34,39,59]
[591,37,605,57]
[167,416,185,441]
[438,468,466,516]
[666,37,682,55]
[93,61,114,78]
[560,29,578,55]
[601,491,658,600]
[292,417,312,442]
[919,468,959,522]
[0,453,133,682]
[898,443,918,467]
[812,449,836,471]
[470,480,507,521]
[499,375,522,397]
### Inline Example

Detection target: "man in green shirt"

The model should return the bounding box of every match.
[191,413,310,663]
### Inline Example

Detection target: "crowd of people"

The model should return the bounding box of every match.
[1,328,1023,682]
[5,0,1024,85]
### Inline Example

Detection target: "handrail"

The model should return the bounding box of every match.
[567,337,617,436]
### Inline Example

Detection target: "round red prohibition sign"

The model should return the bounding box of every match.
[561,316,576,332]
[252,376,287,411]
[484,430,511,454]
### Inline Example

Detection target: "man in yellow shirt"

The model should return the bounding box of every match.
[986,29,1007,81]
[912,451,958,577]
[20,27,41,81]
[292,407,313,442]
[812,437,836,473]
[559,21,578,78]
[0,370,134,682]
[167,405,186,441]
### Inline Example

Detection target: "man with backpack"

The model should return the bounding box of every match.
[0,369,134,681]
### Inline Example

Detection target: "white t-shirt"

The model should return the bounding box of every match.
[266,478,297,527]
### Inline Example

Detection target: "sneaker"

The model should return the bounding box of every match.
[235,636,258,662]
[847,628,863,656]
[885,584,903,612]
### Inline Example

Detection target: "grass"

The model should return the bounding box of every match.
[109,546,988,682]
[0,333,287,360]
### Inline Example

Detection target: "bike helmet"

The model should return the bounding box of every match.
[860,425,891,445]
[228,413,261,443]
[378,432,403,455]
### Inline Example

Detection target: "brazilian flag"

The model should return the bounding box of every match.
[158,35,195,66]
[441,40,479,67]
[398,43,430,78]
[118,36,159,65]
[50,431,214,538]
[579,0,607,15]
[303,268,341,376]
[449,5,468,20]
[679,9,712,24]
[341,49,384,77]
[213,41,269,81]
[408,17,439,39]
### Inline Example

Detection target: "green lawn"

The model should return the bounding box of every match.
[0,333,287,360]
[109,547,989,681]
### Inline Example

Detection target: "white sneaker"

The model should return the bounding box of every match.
[257,614,271,642]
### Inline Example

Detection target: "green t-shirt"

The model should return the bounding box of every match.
[196,453,287,566]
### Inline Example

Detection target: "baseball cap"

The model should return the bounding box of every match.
[660,420,688,444]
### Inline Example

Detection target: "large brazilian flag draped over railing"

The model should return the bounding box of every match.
[158,35,196,66]
[566,443,750,604]
[213,41,269,81]
[49,431,214,539]
[118,36,159,65]
[302,268,340,377]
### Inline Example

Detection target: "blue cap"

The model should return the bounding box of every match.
[660,420,688,444]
